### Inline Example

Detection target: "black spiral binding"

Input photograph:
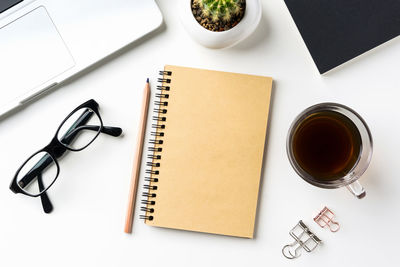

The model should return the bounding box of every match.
[140,70,172,221]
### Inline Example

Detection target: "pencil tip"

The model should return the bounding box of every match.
[146,78,149,83]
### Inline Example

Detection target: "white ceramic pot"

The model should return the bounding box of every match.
[179,0,262,49]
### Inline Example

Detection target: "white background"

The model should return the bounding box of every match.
[1,0,400,266]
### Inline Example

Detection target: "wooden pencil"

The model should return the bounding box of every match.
[124,78,151,234]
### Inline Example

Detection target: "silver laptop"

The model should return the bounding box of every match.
[0,0,163,117]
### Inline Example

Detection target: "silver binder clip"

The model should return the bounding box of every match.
[314,206,340,232]
[282,220,322,259]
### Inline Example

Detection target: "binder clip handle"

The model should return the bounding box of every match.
[282,242,302,259]
[282,220,322,260]
[314,207,340,232]
[327,219,340,232]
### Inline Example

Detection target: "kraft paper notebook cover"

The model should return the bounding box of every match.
[142,65,273,238]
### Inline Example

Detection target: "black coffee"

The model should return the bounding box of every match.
[292,111,362,181]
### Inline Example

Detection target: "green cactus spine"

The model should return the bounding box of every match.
[194,0,245,22]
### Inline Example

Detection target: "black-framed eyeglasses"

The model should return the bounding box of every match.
[9,99,123,213]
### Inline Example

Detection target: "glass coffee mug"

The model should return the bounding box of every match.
[286,103,373,199]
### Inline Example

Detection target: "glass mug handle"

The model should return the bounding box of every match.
[346,180,366,199]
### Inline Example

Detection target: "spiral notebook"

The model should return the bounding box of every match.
[141,65,273,238]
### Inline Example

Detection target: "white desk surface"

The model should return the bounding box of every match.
[1,1,400,266]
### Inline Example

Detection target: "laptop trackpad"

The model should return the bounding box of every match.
[0,6,75,107]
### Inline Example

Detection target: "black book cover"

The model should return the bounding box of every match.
[284,0,400,73]
[0,0,22,14]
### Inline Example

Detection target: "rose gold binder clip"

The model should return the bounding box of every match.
[314,206,340,232]
[282,220,322,259]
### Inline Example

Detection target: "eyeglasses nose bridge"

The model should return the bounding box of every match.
[43,139,67,159]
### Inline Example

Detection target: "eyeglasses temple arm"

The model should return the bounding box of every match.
[100,126,123,136]
[62,125,122,142]
[37,173,53,213]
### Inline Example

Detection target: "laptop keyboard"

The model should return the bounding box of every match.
[0,0,23,14]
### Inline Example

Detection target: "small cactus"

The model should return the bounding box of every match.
[193,0,245,22]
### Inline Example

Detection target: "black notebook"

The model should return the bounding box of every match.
[284,0,400,73]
